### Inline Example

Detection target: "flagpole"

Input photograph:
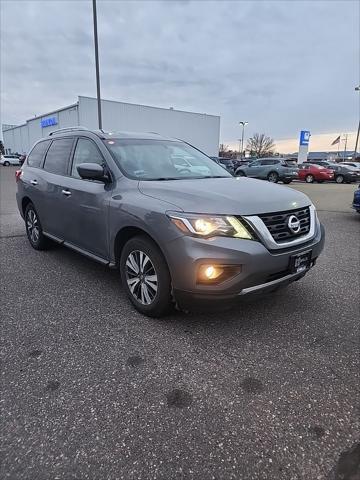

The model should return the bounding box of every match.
[337,136,340,159]
[354,121,360,159]
[343,134,348,162]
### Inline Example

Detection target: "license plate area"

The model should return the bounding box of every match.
[290,250,312,273]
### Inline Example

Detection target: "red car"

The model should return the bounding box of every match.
[298,163,334,183]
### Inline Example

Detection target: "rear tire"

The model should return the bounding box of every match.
[305,174,314,183]
[235,170,246,177]
[4,161,10,166]
[120,235,173,318]
[283,179,292,184]
[24,203,51,250]
[335,175,344,184]
[267,171,279,183]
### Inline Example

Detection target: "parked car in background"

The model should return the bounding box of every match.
[352,185,360,213]
[210,157,235,175]
[330,164,360,183]
[233,158,252,168]
[298,163,334,183]
[304,160,338,169]
[235,158,298,184]
[16,128,324,317]
[0,154,20,166]
[342,162,360,169]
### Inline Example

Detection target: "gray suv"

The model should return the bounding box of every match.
[17,128,324,317]
[235,158,299,184]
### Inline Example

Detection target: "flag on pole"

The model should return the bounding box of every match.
[331,135,341,145]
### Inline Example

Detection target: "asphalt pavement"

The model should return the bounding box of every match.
[1,166,359,480]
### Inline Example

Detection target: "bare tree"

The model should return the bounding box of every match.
[0,140,4,156]
[246,133,275,158]
[219,144,230,156]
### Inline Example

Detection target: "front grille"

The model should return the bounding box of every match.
[259,207,310,242]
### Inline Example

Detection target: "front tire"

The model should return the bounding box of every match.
[235,170,246,177]
[283,179,292,184]
[25,203,51,250]
[3,161,10,166]
[120,235,173,317]
[305,174,314,183]
[267,171,279,183]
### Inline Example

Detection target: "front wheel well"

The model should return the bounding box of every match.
[114,227,160,266]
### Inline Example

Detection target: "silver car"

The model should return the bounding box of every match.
[235,158,299,184]
[16,128,324,317]
[1,154,20,166]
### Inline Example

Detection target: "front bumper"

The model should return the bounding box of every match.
[165,222,325,309]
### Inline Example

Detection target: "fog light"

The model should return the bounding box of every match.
[197,264,242,285]
[204,265,223,280]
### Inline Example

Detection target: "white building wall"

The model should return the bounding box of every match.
[3,97,220,156]
[3,105,79,153]
[78,96,220,155]
[3,124,29,154]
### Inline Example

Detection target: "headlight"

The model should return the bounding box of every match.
[167,212,253,239]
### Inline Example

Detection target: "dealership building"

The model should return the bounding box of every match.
[3,96,220,156]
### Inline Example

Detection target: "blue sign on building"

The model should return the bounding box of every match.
[41,117,58,128]
[299,130,310,146]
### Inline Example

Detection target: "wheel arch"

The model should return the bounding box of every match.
[21,196,32,216]
[113,226,166,267]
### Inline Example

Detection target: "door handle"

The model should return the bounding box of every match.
[30,180,38,185]
[61,189,72,196]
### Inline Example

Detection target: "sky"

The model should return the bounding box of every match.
[1,0,359,152]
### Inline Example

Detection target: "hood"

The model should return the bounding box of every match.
[139,177,311,215]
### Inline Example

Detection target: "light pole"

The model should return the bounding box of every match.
[354,85,360,159]
[92,0,102,130]
[239,121,248,159]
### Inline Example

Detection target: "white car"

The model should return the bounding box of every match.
[0,155,21,166]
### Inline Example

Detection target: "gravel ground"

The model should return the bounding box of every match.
[0,166,359,479]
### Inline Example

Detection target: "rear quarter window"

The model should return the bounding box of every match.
[27,141,51,168]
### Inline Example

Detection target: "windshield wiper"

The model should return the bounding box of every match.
[200,175,230,179]
[146,175,230,181]
[147,177,184,181]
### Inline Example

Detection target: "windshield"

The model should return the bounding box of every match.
[104,139,231,180]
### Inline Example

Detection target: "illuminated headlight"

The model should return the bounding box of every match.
[168,212,254,239]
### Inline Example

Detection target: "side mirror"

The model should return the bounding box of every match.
[77,163,108,181]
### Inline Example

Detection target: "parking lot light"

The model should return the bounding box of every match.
[239,121,249,159]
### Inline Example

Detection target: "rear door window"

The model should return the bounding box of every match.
[27,141,51,168]
[43,138,74,175]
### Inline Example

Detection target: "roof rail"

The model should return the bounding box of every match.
[49,126,89,136]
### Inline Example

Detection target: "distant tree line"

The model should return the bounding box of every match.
[219,133,276,158]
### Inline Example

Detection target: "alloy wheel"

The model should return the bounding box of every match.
[26,209,40,244]
[336,175,344,184]
[305,175,314,183]
[125,250,158,305]
[268,172,278,183]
